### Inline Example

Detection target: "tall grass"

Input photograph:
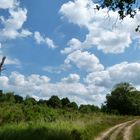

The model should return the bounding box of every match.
[132,123,140,140]
[0,113,133,140]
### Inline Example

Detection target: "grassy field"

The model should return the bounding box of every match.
[0,113,133,140]
[0,92,138,140]
[132,123,140,140]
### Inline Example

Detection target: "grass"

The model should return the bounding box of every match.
[131,123,140,140]
[0,113,134,140]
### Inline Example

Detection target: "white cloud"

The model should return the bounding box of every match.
[5,57,20,65]
[65,50,104,72]
[84,71,111,88]
[0,55,20,66]
[34,31,44,44]
[61,73,80,83]
[60,0,140,54]
[43,63,71,74]
[34,31,57,49]
[0,71,104,106]
[45,38,57,49]
[0,8,28,39]
[60,0,93,27]
[107,62,140,85]
[85,62,140,90]
[61,38,82,54]
[20,29,32,37]
[1,61,140,106]
[0,0,18,9]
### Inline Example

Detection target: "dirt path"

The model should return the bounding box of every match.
[110,120,134,140]
[123,120,140,140]
[94,119,139,140]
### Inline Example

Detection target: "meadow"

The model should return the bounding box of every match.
[0,103,133,140]
[0,83,140,140]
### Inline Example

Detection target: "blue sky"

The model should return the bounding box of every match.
[0,0,140,106]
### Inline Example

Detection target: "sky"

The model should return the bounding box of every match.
[0,0,140,106]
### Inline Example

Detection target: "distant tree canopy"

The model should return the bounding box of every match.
[79,104,100,113]
[103,82,140,115]
[61,97,70,107]
[24,96,37,105]
[47,95,62,108]
[1,82,140,117]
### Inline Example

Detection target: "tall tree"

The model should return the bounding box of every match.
[104,82,140,115]
[61,97,70,107]
[47,95,62,108]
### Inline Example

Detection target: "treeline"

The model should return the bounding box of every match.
[0,82,140,125]
[0,91,99,125]
[0,91,99,112]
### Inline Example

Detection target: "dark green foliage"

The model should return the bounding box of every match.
[14,94,23,103]
[0,92,15,103]
[79,104,99,113]
[101,0,138,19]
[67,102,78,110]
[0,88,135,140]
[71,129,82,140]
[47,95,62,108]
[61,97,70,107]
[103,82,140,115]
[0,103,25,124]
[0,127,74,140]
[24,96,37,105]
[38,99,47,106]
[96,0,140,31]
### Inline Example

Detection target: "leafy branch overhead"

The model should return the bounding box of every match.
[96,0,140,31]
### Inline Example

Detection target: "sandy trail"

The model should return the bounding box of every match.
[94,119,138,140]
[110,120,134,140]
[123,120,140,140]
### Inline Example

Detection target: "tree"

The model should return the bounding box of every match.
[96,0,140,31]
[67,102,78,110]
[47,95,62,108]
[103,82,140,115]
[61,97,70,107]
[24,96,37,105]
[38,99,47,106]
[14,95,23,103]
[4,92,15,103]
[79,104,100,113]
[100,0,139,19]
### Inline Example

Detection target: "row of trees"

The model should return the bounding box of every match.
[1,82,140,117]
[0,91,99,113]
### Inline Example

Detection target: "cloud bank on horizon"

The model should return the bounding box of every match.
[0,0,140,106]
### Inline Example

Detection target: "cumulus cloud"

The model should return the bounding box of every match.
[85,62,140,90]
[0,6,30,40]
[60,0,93,27]
[61,38,82,54]
[65,50,104,72]
[60,0,140,54]
[34,31,57,49]
[5,57,20,65]
[1,61,140,106]
[0,53,20,66]
[0,71,104,105]
[61,73,80,83]
[20,29,32,37]
[0,0,18,9]
[43,63,71,74]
